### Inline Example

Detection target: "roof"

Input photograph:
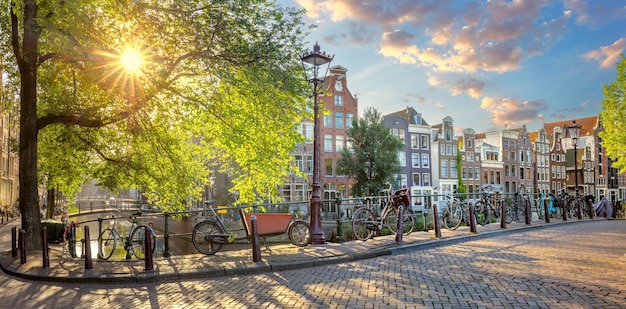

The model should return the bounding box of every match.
[383,106,430,126]
[544,116,598,139]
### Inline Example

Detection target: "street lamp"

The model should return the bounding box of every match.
[568,120,582,193]
[300,43,333,244]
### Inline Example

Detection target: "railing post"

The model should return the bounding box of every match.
[84,226,93,269]
[500,199,507,229]
[145,228,153,271]
[42,226,49,268]
[395,205,404,244]
[251,216,261,262]
[577,199,583,220]
[163,212,171,258]
[544,198,550,223]
[335,195,344,243]
[432,204,441,238]
[469,202,477,233]
[524,198,531,225]
[11,226,17,257]
[19,229,26,264]
[562,198,568,221]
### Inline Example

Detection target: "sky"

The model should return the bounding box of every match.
[280,0,626,135]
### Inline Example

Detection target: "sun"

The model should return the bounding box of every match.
[119,47,144,74]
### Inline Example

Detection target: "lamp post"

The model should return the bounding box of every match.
[568,120,581,193]
[300,43,333,244]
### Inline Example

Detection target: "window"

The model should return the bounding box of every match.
[468,152,474,161]
[335,112,344,129]
[511,151,516,160]
[462,167,467,179]
[440,144,445,153]
[400,174,407,188]
[468,167,474,179]
[445,129,452,142]
[496,171,501,184]
[511,165,516,176]
[446,144,452,155]
[450,161,457,178]
[392,128,406,143]
[421,136,429,149]
[504,164,510,176]
[421,154,430,168]
[413,173,421,186]
[324,114,332,128]
[324,134,333,152]
[295,155,304,173]
[441,160,448,178]
[467,139,473,148]
[398,151,407,167]
[490,171,495,184]
[346,113,354,128]
[511,141,516,147]
[334,95,343,106]
[325,159,333,176]
[504,150,509,160]
[422,173,431,186]
[551,153,556,161]
[504,140,509,147]
[412,153,420,168]
[526,168,531,180]
[520,167,524,179]
[306,155,313,175]
[303,123,314,143]
[335,135,344,152]
[411,135,419,149]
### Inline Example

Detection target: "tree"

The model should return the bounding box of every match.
[599,54,626,174]
[337,107,403,197]
[1,1,310,249]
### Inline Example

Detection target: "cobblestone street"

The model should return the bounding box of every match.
[0,220,624,308]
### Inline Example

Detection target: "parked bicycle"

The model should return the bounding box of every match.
[351,183,414,241]
[441,191,487,230]
[192,201,311,255]
[537,190,563,219]
[98,212,157,260]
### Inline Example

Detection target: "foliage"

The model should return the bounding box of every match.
[1,0,311,248]
[599,54,626,174]
[455,149,466,195]
[337,107,403,197]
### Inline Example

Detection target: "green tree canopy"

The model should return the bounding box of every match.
[599,54,626,174]
[337,107,403,197]
[1,0,310,249]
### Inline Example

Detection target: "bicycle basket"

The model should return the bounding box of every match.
[392,188,410,209]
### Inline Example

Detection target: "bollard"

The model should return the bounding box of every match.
[335,195,344,243]
[145,228,154,271]
[500,199,506,229]
[42,226,49,268]
[84,226,93,269]
[251,216,261,262]
[163,212,171,257]
[525,198,531,225]
[11,226,16,257]
[577,200,582,220]
[395,205,403,245]
[468,202,477,233]
[19,229,26,264]
[544,198,550,223]
[562,199,568,221]
[432,204,441,238]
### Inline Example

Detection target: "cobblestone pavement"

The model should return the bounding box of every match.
[0,219,623,308]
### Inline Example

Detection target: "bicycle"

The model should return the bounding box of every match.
[192,201,311,255]
[441,192,487,230]
[98,212,157,260]
[351,183,414,241]
[537,191,563,219]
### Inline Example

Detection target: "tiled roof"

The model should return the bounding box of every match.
[544,116,598,139]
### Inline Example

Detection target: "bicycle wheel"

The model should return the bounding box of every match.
[474,202,488,226]
[192,219,225,255]
[288,221,311,247]
[352,208,375,241]
[443,203,462,230]
[130,225,157,260]
[98,228,117,260]
[536,198,545,219]
[386,206,414,235]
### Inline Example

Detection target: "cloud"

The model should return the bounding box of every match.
[428,74,485,99]
[480,96,548,127]
[563,0,626,26]
[582,38,626,68]
[296,0,576,73]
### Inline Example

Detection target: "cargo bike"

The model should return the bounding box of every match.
[192,201,312,255]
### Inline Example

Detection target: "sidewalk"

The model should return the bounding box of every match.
[0,217,597,284]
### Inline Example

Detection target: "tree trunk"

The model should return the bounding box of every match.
[16,0,42,250]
